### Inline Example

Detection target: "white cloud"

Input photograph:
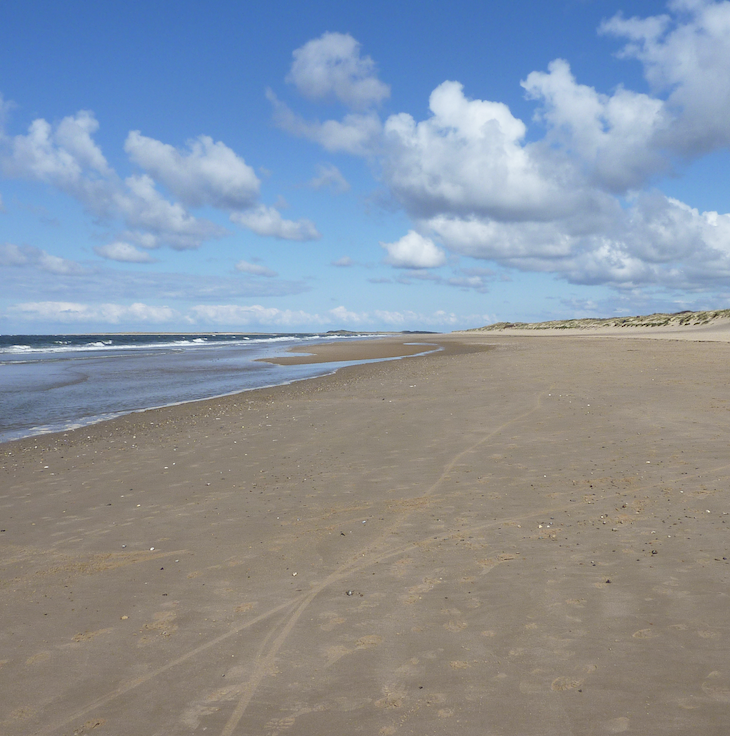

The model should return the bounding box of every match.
[286,32,390,110]
[1,103,321,249]
[93,242,156,263]
[124,131,260,209]
[188,304,324,327]
[308,163,350,193]
[37,252,86,275]
[2,111,111,191]
[185,303,480,330]
[0,242,86,274]
[0,192,5,212]
[381,230,447,268]
[235,260,278,277]
[332,256,354,267]
[601,0,730,156]
[267,89,382,156]
[118,174,225,249]
[8,301,176,324]
[0,242,28,266]
[329,305,366,323]
[427,192,730,288]
[522,59,669,192]
[382,81,582,221]
[231,204,320,241]
[0,110,226,250]
[273,13,730,292]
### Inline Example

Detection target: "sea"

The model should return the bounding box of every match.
[0,332,393,444]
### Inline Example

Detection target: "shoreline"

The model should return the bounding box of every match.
[0,336,447,449]
[3,333,730,734]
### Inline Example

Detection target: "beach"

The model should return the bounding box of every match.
[2,332,730,735]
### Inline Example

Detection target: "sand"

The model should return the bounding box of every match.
[1,333,729,735]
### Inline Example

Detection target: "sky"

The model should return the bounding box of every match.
[2,0,730,333]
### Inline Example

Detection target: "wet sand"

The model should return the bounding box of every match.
[2,333,729,735]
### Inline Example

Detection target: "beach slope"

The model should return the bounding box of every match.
[1,334,729,735]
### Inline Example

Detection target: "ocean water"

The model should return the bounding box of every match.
[0,332,381,443]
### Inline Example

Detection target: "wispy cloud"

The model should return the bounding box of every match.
[235,259,278,277]
[308,163,350,194]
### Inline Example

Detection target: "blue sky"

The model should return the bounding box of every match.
[2,0,730,333]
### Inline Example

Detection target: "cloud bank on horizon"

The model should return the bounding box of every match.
[2,0,730,330]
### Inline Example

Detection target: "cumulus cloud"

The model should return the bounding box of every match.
[93,242,156,263]
[382,81,580,222]
[268,33,388,156]
[235,259,278,277]
[1,103,320,250]
[0,110,227,250]
[125,131,260,209]
[267,89,382,156]
[381,230,447,268]
[273,6,730,292]
[231,204,320,241]
[428,192,730,288]
[522,59,670,193]
[601,0,730,156]
[308,163,351,193]
[8,301,176,324]
[286,32,390,110]
[0,242,86,274]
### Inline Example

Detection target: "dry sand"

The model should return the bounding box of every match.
[1,333,729,735]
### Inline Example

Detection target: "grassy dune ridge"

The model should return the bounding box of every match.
[468,308,730,332]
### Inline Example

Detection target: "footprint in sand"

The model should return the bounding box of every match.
[603,716,630,733]
[697,630,720,639]
[444,620,468,632]
[319,612,346,631]
[401,577,440,604]
[264,715,297,735]
[375,687,407,709]
[235,601,257,613]
[25,651,51,665]
[551,676,583,691]
[324,645,350,667]
[702,671,730,702]
[632,628,657,639]
[356,635,383,649]
[73,627,112,642]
